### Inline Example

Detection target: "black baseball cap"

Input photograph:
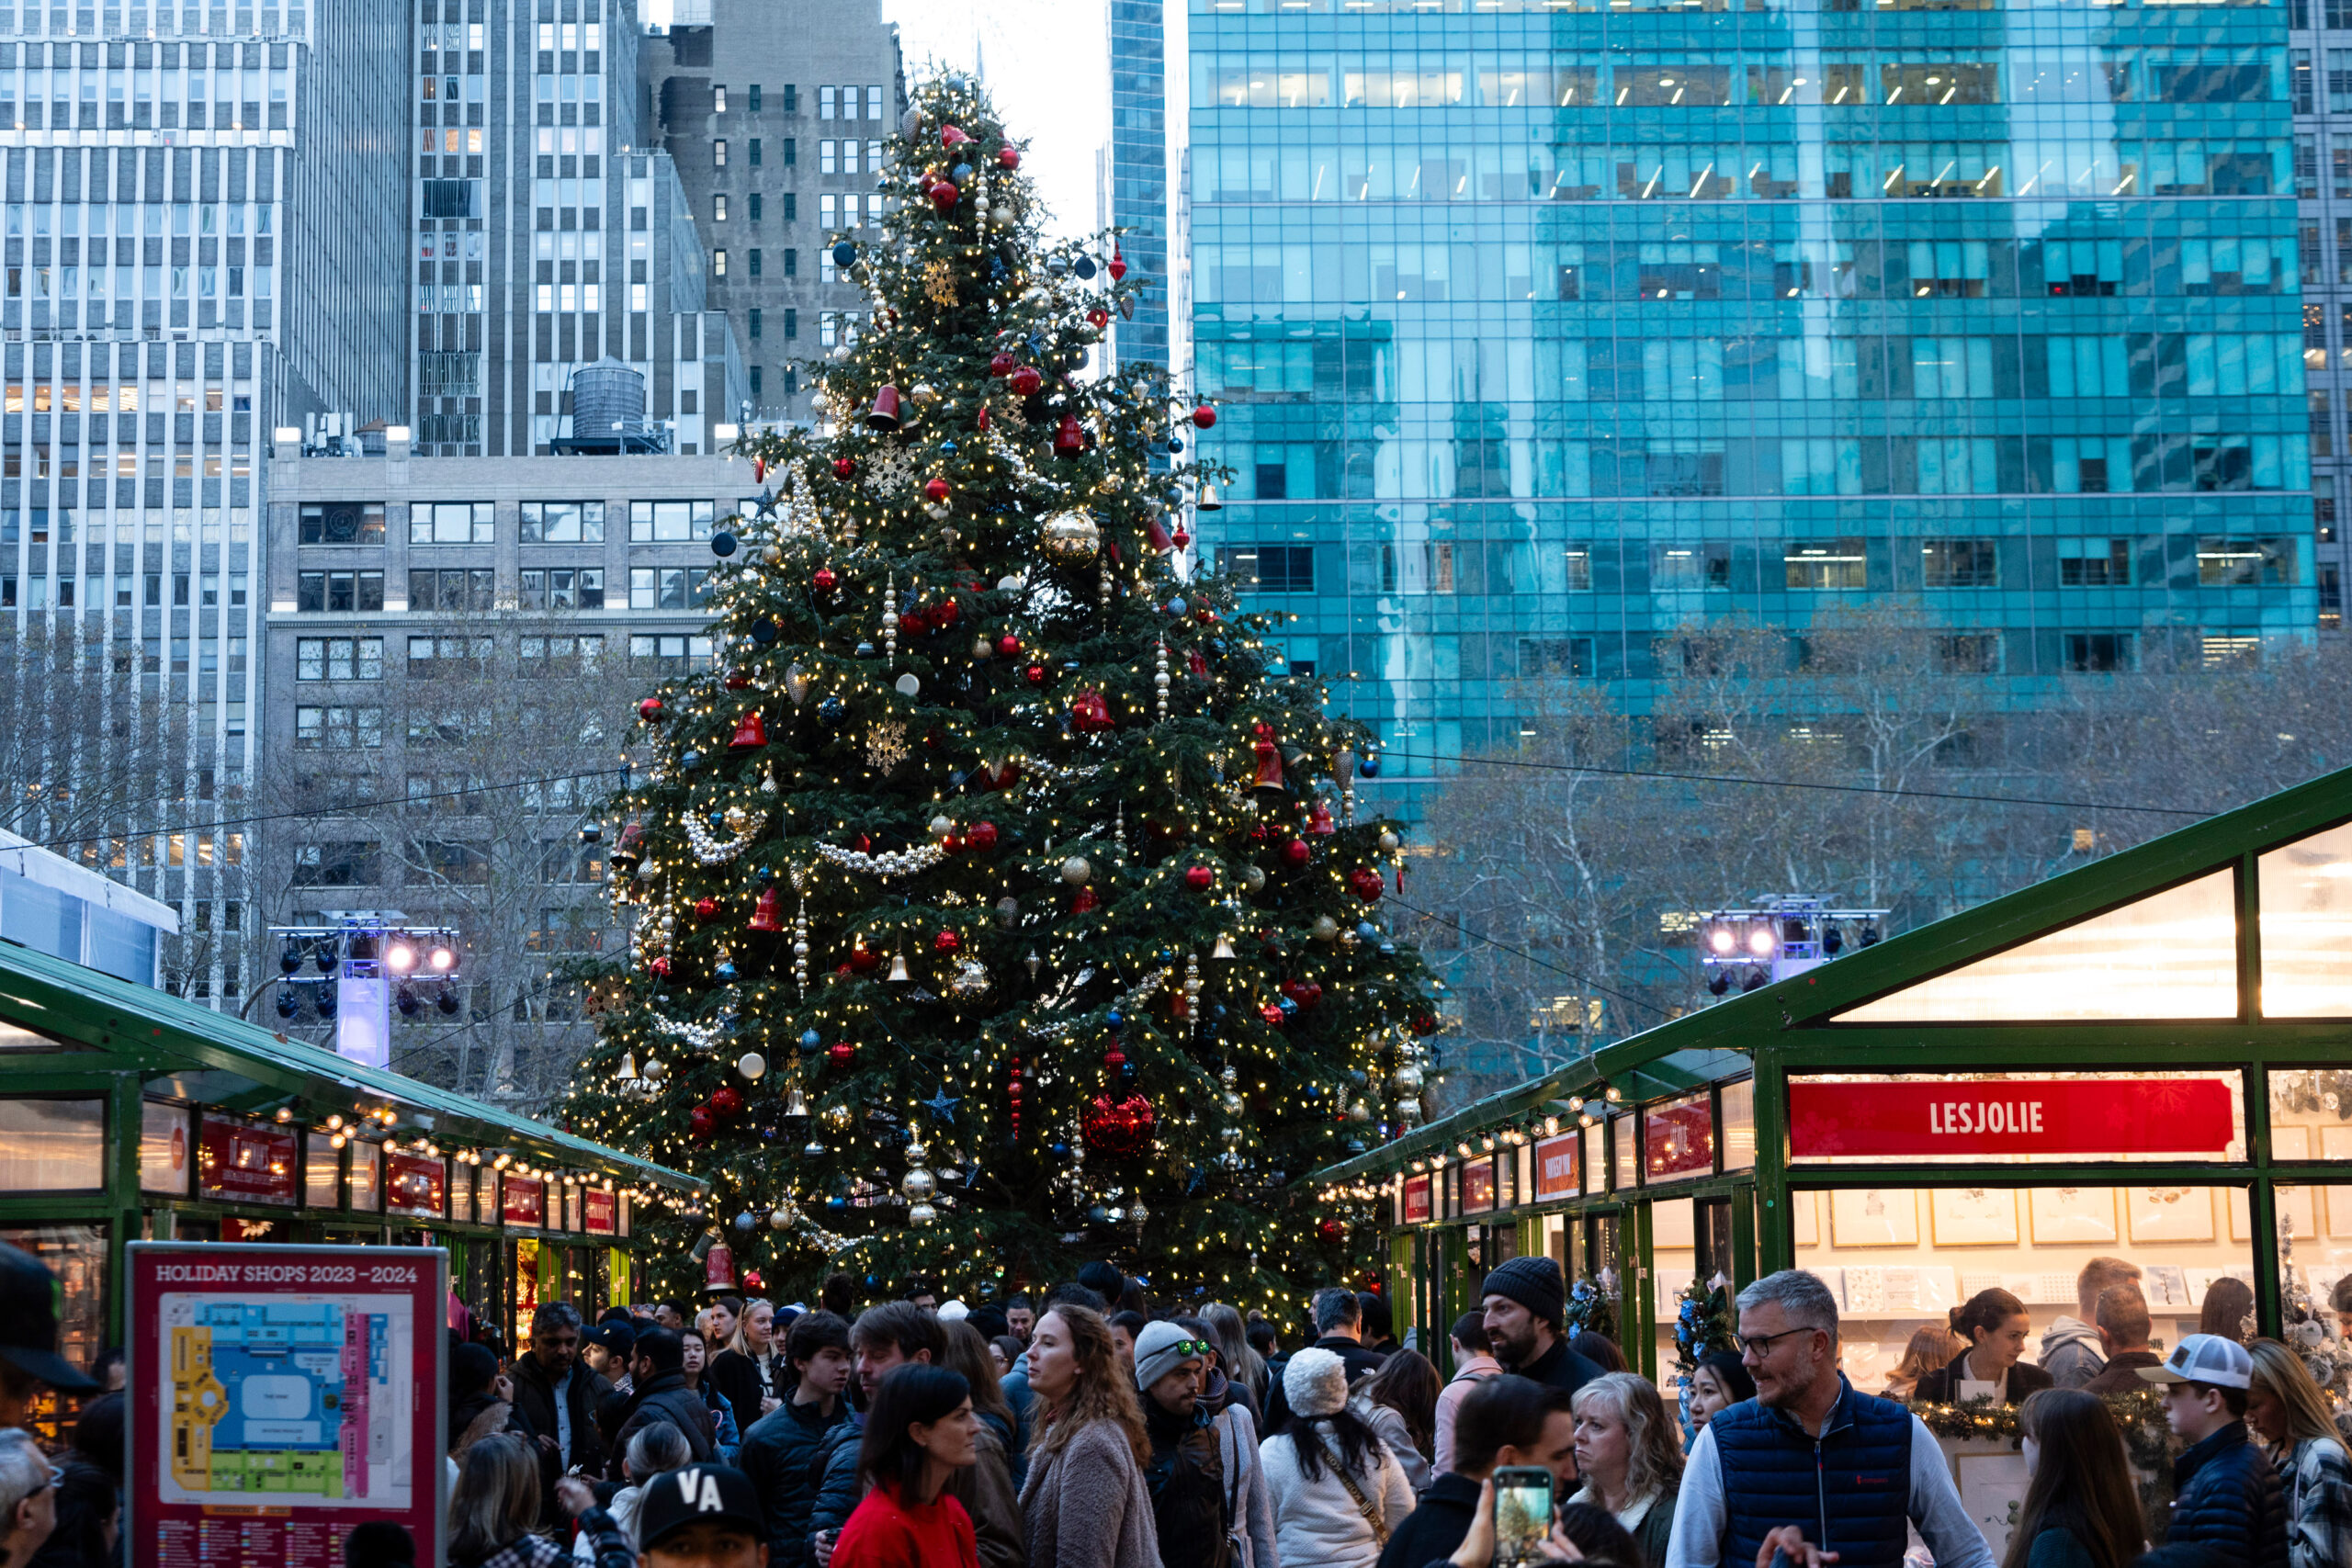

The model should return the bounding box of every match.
[0,1244,96,1393]
[585,1321,636,1357]
[635,1464,764,1551]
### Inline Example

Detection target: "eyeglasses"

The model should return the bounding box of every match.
[1736,1326,1816,1358]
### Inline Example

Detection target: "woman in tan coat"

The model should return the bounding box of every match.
[1016,1303,1161,1568]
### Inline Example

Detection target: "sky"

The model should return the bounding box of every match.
[644,0,1110,243]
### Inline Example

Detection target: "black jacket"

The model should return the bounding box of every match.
[710,1348,786,1430]
[507,1352,611,1495]
[1265,1335,1389,1430]
[1379,1469,1479,1568]
[1144,1395,1230,1568]
[2167,1419,2288,1567]
[807,1413,869,1551]
[614,1370,717,1462]
[739,1394,859,1567]
[1513,1334,1606,1398]
[1909,1349,2055,1407]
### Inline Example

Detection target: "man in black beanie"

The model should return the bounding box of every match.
[1480,1257,1603,1397]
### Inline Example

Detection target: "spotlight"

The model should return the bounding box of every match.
[276,989,298,1019]
[279,940,303,976]
[1859,923,1882,947]
[346,932,378,962]
[1823,925,1844,955]
[312,940,337,975]
[1741,966,1770,993]
[1780,918,1809,944]
[1707,927,1736,955]
[385,942,418,975]
[436,989,462,1016]
[396,987,422,1017]
[1747,926,1775,956]
[314,985,338,1018]
[426,942,458,974]
[1707,971,1731,997]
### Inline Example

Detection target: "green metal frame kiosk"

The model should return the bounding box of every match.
[1315,765,2352,1395]
[0,933,704,1441]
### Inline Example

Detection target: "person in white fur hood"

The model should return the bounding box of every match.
[1260,1347,1416,1568]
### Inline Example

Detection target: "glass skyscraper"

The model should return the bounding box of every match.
[1183,0,2313,818]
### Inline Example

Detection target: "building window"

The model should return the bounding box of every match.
[1935,634,2002,673]
[2063,633,2133,672]
[1920,538,1997,589]
[749,139,762,166]
[713,193,729,223]
[409,502,493,545]
[1784,541,1867,590]
[407,568,495,612]
[784,308,797,339]
[783,249,796,276]
[291,841,381,886]
[782,85,797,113]
[292,708,383,752]
[2198,536,2298,586]
[407,637,494,678]
[628,501,718,541]
[714,250,728,278]
[713,84,728,113]
[748,85,763,112]
[1517,637,1594,678]
[298,502,385,545]
[749,308,763,340]
[295,637,384,681]
[295,570,386,613]
[749,249,763,277]
[518,568,605,610]
[628,566,716,609]
[714,139,728,167]
[866,86,883,119]
[519,635,603,676]
[2059,537,2132,587]
[518,502,605,543]
[749,193,763,223]
[781,193,795,220]
[1217,545,1315,594]
[1563,547,1593,592]
[750,367,763,400]
[819,85,835,119]
[628,633,716,671]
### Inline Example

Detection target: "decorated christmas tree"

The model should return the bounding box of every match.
[568,75,1442,1311]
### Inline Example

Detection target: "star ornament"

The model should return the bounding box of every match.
[923,1089,963,1122]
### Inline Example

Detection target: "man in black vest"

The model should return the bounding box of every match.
[1478,1257,1604,1397]
[1662,1269,1995,1568]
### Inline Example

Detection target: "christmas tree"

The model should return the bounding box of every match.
[569,75,1442,1312]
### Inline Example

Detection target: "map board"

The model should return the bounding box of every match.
[128,1244,444,1568]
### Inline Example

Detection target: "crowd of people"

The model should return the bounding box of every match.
[4,1239,2352,1568]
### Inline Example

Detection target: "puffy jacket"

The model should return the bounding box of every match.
[613,1371,717,1463]
[2167,1420,2289,1568]
[1144,1395,1230,1568]
[808,1414,869,1548]
[1710,1375,1914,1568]
[1260,1421,1416,1568]
[741,1395,860,1568]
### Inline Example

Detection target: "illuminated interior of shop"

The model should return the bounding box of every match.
[2260,821,2352,1017]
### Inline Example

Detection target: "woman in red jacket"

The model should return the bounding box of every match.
[831,1363,983,1568]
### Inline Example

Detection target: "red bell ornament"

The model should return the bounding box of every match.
[941,124,968,146]
[1350,867,1385,903]
[1192,403,1217,429]
[1307,798,1336,836]
[729,711,767,749]
[749,887,783,931]
[1185,865,1215,891]
[1145,516,1174,551]
[867,384,902,431]
[1080,1092,1157,1158]
[1070,691,1114,733]
[1053,414,1085,457]
[1251,721,1288,797]
[1009,366,1044,396]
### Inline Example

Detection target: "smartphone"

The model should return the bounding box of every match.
[1490,1465,1555,1567]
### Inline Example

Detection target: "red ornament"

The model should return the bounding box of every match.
[749,888,783,931]
[929,598,960,629]
[1103,1047,1126,1069]
[724,667,752,690]
[1283,979,1324,1009]
[929,179,960,211]
[813,567,839,592]
[1146,516,1174,551]
[1080,1092,1158,1158]
[1087,307,1110,330]
[933,930,961,953]
[1317,1218,1344,1242]
[1053,414,1085,457]
[1192,403,1217,429]
[1071,887,1100,915]
[989,352,1016,378]
[1187,649,1208,677]
[1195,604,1218,623]
[638,697,666,722]
[1413,1013,1440,1035]
[1024,664,1047,686]
[899,613,927,638]
[1110,245,1127,281]
[1283,838,1312,868]
[999,145,1020,169]
[1172,526,1193,549]
[1261,1002,1287,1026]
[1252,720,1286,793]
[963,821,1000,852]
[1184,865,1215,891]
[687,1106,715,1139]
[941,124,968,146]
[1009,366,1044,396]
[996,633,1022,657]
[1350,868,1385,903]
[694,896,721,922]
[752,457,766,483]
[1070,690,1114,733]
[741,1269,766,1293]
[925,476,951,502]
[977,404,992,434]
[649,955,673,980]
[711,1088,746,1119]
[849,942,881,972]
[1307,798,1336,836]
[974,757,1023,791]
[829,1040,856,1063]
[868,384,902,430]
[729,711,767,750]
[833,457,857,479]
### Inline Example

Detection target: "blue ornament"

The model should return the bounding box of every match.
[818,696,845,722]
[1279,998,1298,1018]
[1074,255,1098,279]
[1356,921,1377,942]
[939,439,959,456]
[716,960,739,982]
[734,1210,757,1233]
[1167,596,1188,616]
[680,749,704,772]
[1359,754,1381,778]
[1105,1009,1125,1029]
[708,810,727,827]
[801,1029,822,1049]
[1167,435,1183,453]
[831,240,856,266]
[953,162,974,182]
[750,618,780,646]
[855,641,876,657]
[828,1194,849,1211]
[710,529,738,558]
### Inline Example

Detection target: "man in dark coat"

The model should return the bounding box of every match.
[738,1310,856,1568]
[1136,1322,1229,1568]
[1262,1286,1385,1430]
[505,1303,611,1510]
[1478,1257,1604,1397]
[610,1327,716,1462]
[2140,1335,2290,1568]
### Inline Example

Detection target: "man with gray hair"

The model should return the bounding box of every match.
[0,1428,56,1568]
[1663,1269,1994,1568]
[506,1301,612,1517]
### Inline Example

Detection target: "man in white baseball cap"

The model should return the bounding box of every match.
[2137,1332,2287,1565]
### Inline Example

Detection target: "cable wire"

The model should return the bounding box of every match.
[1385,890,1674,1028]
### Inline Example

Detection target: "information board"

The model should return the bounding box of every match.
[128,1243,445,1568]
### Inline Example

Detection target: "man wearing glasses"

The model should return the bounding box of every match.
[1664,1270,1994,1568]
[0,1428,57,1568]
[1135,1321,1232,1568]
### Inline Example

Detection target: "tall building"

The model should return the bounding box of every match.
[1108,0,1170,369]
[2292,8,2349,626]
[1185,0,2315,820]
[639,0,903,424]
[0,2,410,1001]
[410,0,746,456]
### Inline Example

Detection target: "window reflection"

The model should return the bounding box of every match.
[2260,821,2352,1017]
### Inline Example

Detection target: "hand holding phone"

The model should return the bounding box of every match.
[1490,1466,1556,1567]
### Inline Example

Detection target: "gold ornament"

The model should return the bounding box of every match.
[1040,510,1102,562]
[922,259,958,307]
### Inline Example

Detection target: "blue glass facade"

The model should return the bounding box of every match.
[1112,0,1172,367]
[1186,0,2315,818]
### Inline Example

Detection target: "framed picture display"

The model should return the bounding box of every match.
[1829,1188,1918,1248]
[2127,1186,2216,1245]
[2230,1184,2318,1243]
[1930,1187,2020,1247]
[2324,1125,2352,1161]
[2028,1187,2120,1246]
[1792,1190,1820,1248]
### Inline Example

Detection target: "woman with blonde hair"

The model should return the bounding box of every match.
[449,1432,637,1568]
[709,1297,786,1425]
[2247,1337,2352,1568]
[1885,1322,1969,1401]
[1017,1303,1160,1568]
[1568,1371,1683,1568]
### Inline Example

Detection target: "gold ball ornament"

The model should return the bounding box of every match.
[1040,511,1102,563]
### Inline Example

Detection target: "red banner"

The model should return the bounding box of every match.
[383,1154,446,1219]
[1533,1134,1580,1200]
[197,1116,298,1207]
[500,1175,545,1227]
[1789,1077,2236,1159]
[1462,1158,1497,1214]
[583,1190,617,1236]
[1402,1174,1432,1224]
[1645,1092,1715,1179]
[127,1243,446,1567]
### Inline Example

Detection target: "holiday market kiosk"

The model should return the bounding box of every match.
[1314,762,2352,1405]
[0,929,707,1441]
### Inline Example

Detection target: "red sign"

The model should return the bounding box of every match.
[127,1243,446,1567]
[1645,1092,1715,1179]
[1533,1134,1580,1200]
[1790,1077,2236,1159]
[197,1115,298,1207]
[384,1154,446,1219]
[1402,1174,1433,1224]
[583,1190,617,1235]
[1462,1158,1497,1214]
[500,1175,545,1227]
